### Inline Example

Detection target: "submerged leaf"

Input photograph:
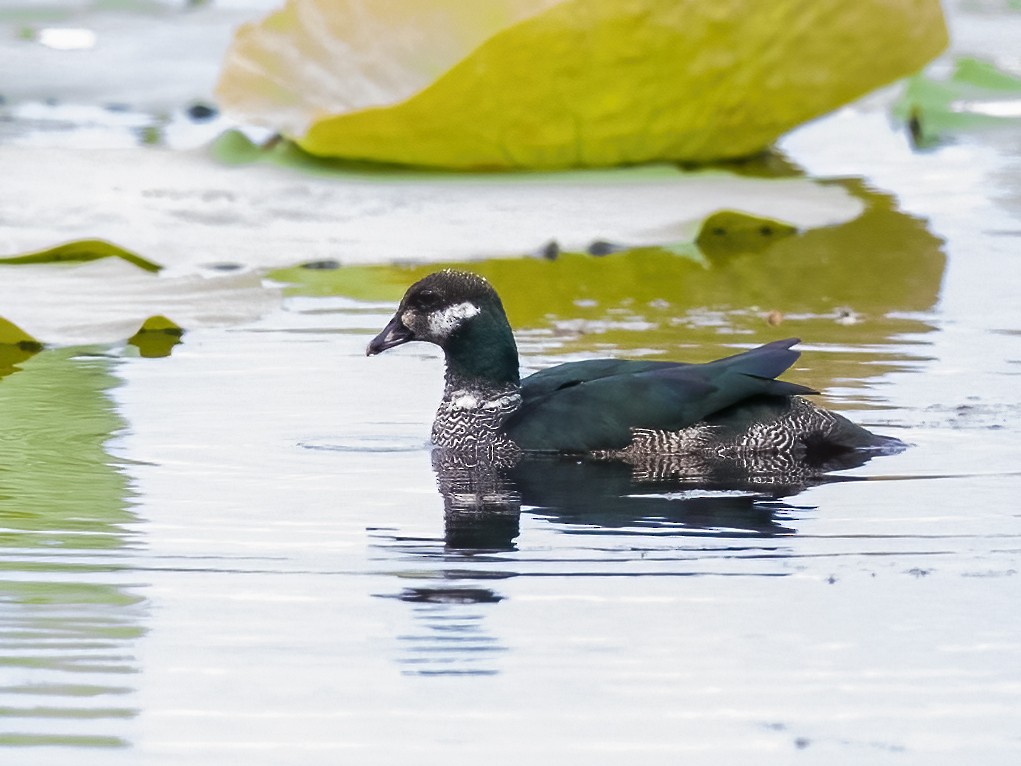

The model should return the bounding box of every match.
[0,239,161,273]
[217,0,947,169]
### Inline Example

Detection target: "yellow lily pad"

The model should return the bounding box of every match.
[217,0,947,168]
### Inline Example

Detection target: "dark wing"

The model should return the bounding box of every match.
[519,358,682,398]
[506,339,816,452]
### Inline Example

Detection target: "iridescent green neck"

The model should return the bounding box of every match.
[443,308,520,391]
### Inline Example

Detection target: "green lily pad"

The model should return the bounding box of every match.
[0,239,162,273]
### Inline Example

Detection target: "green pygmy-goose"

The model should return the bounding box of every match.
[367,270,899,458]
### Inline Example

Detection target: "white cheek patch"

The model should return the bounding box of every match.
[427,301,481,339]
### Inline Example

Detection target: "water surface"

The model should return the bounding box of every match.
[2,2,1021,764]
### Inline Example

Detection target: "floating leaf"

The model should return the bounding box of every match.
[695,211,798,258]
[0,316,41,348]
[268,179,944,334]
[127,315,185,358]
[0,317,43,377]
[0,257,278,347]
[0,239,161,273]
[217,0,947,169]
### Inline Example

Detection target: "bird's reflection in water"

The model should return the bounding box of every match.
[387,585,507,677]
[433,449,524,551]
[433,444,894,550]
[386,444,897,676]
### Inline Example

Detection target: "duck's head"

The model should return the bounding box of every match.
[366,270,520,385]
[366,270,497,354]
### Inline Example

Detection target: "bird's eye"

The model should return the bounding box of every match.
[413,289,442,311]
